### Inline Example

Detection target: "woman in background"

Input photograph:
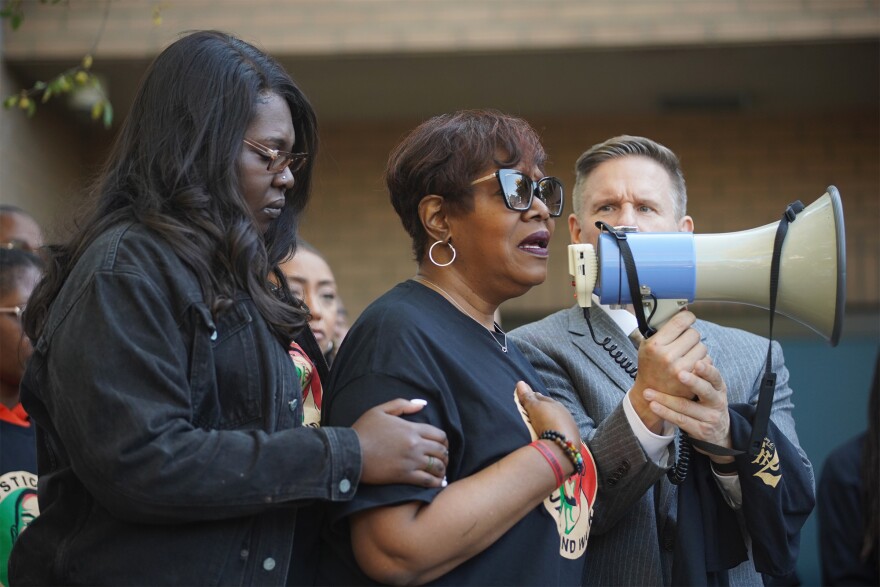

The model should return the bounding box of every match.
[280,241,340,367]
[280,241,340,428]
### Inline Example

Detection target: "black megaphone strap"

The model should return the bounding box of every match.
[748,200,805,456]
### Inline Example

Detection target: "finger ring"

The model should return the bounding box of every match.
[426,455,435,473]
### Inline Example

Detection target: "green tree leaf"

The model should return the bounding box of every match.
[91,100,104,121]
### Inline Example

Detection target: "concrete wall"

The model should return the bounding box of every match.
[5,0,878,58]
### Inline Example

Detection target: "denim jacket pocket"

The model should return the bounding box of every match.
[189,301,262,430]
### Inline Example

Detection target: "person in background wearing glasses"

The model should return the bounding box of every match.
[316,110,598,586]
[510,135,814,585]
[8,31,450,587]
[0,247,43,587]
[0,206,44,255]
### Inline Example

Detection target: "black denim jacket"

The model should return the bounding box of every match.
[9,222,361,586]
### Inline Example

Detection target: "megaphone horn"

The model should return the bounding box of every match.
[569,186,846,345]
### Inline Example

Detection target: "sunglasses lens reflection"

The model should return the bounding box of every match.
[539,179,563,216]
[499,172,531,210]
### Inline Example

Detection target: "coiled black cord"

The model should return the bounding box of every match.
[666,432,691,485]
[584,308,638,378]
[582,305,691,485]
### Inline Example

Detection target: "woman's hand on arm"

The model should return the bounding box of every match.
[349,382,579,585]
[515,381,582,453]
[352,398,449,487]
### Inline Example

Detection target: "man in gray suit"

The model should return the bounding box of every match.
[510,135,815,585]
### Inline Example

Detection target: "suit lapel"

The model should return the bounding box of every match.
[566,305,639,395]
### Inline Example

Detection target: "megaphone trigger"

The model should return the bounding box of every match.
[568,243,597,309]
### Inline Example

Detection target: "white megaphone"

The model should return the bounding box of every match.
[569,186,846,345]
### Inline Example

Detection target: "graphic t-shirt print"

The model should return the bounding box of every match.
[514,390,597,560]
[289,342,322,427]
[0,471,38,587]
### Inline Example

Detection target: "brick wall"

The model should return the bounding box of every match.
[304,107,878,327]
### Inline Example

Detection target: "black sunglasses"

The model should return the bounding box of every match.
[1,239,39,254]
[471,169,564,217]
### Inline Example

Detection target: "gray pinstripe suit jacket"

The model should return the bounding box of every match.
[510,304,814,586]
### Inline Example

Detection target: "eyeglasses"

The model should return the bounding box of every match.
[1,240,40,254]
[0,304,25,320]
[471,169,564,217]
[242,138,309,174]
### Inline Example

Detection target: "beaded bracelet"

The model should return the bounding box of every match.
[539,430,585,477]
[530,441,565,487]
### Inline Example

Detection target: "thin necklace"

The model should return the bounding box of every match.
[414,276,507,353]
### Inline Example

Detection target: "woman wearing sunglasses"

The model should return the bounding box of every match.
[8,31,449,586]
[318,110,597,586]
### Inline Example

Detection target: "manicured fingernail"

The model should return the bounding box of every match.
[410,399,427,406]
[643,390,655,400]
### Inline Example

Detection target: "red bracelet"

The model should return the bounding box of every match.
[530,440,565,487]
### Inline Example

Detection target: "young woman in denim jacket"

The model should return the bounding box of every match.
[8,30,448,586]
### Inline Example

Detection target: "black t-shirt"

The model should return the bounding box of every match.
[318,280,594,586]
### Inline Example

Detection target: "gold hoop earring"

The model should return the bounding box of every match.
[428,240,456,267]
